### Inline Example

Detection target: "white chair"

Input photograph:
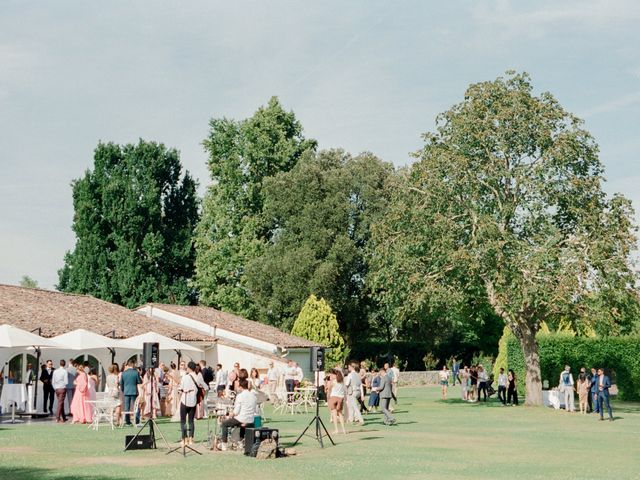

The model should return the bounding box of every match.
[119,397,139,428]
[272,388,288,415]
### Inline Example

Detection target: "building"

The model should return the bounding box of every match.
[0,284,321,411]
[135,303,320,378]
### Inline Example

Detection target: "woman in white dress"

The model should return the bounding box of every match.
[105,363,121,423]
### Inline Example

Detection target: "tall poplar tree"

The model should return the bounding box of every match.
[194,97,316,318]
[58,140,199,307]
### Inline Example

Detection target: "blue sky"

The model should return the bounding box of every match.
[1,0,639,289]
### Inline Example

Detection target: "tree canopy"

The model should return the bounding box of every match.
[370,71,639,404]
[194,97,316,318]
[244,149,394,338]
[58,140,199,307]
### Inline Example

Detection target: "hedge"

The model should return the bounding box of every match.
[504,333,640,401]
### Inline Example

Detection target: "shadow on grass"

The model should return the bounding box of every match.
[0,466,133,480]
[610,403,640,415]
[359,436,383,441]
[439,398,506,408]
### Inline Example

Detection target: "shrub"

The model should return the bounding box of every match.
[422,353,439,370]
[291,295,346,366]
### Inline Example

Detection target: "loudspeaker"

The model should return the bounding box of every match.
[143,342,160,370]
[125,435,154,450]
[244,427,279,457]
[310,346,325,372]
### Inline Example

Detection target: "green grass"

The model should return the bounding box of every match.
[1,387,639,480]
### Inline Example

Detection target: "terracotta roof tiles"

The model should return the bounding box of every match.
[0,284,214,342]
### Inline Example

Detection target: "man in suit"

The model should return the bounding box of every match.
[596,368,613,421]
[119,359,142,426]
[375,367,396,426]
[40,359,55,415]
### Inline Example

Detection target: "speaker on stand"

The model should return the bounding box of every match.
[292,346,334,448]
[125,342,171,452]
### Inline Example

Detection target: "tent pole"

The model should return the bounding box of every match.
[33,347,41,411]
[30,328,42,413]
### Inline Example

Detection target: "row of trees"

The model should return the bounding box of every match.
[58,72,639,404]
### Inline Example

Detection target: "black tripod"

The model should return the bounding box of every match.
[292,374,334,448]
[124,368,170,451]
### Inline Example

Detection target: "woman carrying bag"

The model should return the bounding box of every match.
[178,361,208,446]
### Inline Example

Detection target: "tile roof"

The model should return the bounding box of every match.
[0,284,214,342]
[141,303,322,348]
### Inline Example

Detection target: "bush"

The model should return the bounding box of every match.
[502,333,640,401]
[422,353,439,370]
[292,295,346,366]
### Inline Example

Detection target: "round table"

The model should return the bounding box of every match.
[1,383,28,423]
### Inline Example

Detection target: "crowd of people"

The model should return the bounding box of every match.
[437,362,516,404]
[35,355,406,448]
[555,365,614,420]
[437,359,615,420]
[20,353,619,453]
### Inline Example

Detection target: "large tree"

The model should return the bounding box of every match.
[370,72,639,405]
[58,140,199,307]
[244,149,393,337]
[194,97,316,318]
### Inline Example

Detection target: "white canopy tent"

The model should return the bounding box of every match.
[0,324,64,418]
[49,329,122,351]
[0,324,62,349]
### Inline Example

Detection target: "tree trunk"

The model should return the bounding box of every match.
[514,324,543,406]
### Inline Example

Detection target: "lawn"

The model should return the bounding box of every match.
[1,387,638,480]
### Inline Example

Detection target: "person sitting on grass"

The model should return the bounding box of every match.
[219,378,257,450]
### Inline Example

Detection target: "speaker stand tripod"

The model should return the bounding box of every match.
[124,368,170,452]
[167,439,202,457]
[292,375,335,448]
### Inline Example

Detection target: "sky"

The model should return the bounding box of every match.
[1,0,639,289]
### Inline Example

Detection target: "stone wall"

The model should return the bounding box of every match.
[397,371,440,386]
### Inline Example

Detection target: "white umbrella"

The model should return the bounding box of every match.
[117,332,202,352]
[50,328,123,350]
[0,324,62,348]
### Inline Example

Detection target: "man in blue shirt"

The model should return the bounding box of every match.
[119,359,142,426]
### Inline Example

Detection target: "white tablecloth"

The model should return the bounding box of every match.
[0,384,28,412]
[543,389,564,409]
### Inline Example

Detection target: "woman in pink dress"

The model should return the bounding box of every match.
[70,368,92,423]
